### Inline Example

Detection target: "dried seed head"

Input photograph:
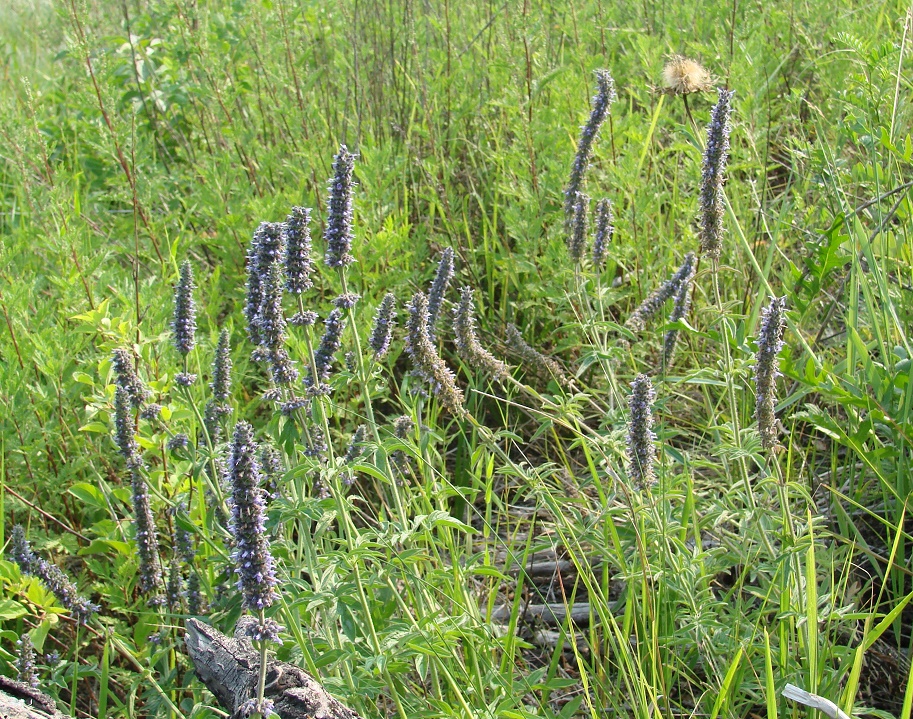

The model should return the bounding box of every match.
[627,374,657,488]
[754,297,787,450]
[660,259,696,369]
[625,253,696,333]
[453,287,510,381]
[324,146,357,268]
[564,69,616,227]
[505,323,567,386]
[661,56,712,96]
[405,291,467,417]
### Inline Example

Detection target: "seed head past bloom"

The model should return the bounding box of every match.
[453,287,510,381]
[505,323,567,387]
[698,88,734,261]
[592,198,614,269]
[369,293,396,360]
[283,206,314,295]
[405,291,467,417]
[661,259,695,369]
[627,374,657,488]
[324,146,357,268]
[427,247,455,343]
[564,69,616,228]
[9,526,99,623]
[754,297,787,450]
[172,260,197,356]
[228,421,278,617]
[661,56,712,96]
[625,253,696,333]
[567,192,590,263]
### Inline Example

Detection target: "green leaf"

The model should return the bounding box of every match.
[0,599,28,620]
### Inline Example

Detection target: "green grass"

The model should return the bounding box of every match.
[0,0,912,718]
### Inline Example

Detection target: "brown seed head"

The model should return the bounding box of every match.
[661,56,712,96]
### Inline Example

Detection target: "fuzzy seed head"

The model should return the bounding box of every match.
[661,56,712,96]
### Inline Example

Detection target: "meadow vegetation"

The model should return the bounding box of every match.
[0,0,912,718]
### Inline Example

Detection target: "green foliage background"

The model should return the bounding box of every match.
[0,0,912,717]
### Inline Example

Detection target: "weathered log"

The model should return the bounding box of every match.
[0,676,72,719]
[487,602,593,626]
[184,618,366,719]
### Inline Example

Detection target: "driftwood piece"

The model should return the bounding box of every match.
[0,676,72,719]
[184,618,365,719]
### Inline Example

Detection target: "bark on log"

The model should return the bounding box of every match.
[0,676,72,719]
[184,618,366,719]
[487,602,593,626]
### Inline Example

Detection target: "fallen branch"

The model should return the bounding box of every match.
[184,618,365,719]
[0,676,72,719]
[487,602,593,626]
